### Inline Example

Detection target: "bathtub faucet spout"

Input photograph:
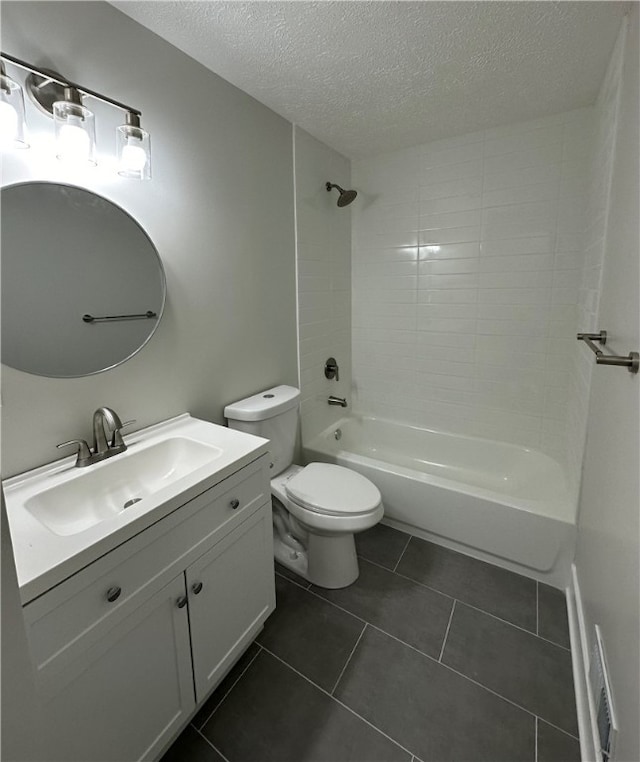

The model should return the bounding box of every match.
[328,395,348,408]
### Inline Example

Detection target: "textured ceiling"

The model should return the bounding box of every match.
[112,1,629,159]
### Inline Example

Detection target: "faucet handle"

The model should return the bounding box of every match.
[57,439,92,464]
[111,420,136,449]
[325,357,340,382]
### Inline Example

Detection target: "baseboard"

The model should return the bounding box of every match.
[566,563,600,762]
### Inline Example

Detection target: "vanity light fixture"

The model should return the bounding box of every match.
[53,86,96,165]
[116,111,151,179]
[0,51,151,178]
[0,60,28,148]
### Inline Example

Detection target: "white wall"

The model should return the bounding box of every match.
[566,22,627,499]
[1,1,298,477]
[351,110,592,475]
[574,10,639,761]
[294,127,352,443]
[1,494,42,761]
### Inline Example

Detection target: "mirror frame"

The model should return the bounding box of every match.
[1,181,167,378]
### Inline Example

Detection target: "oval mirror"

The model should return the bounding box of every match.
[1,182,166,378]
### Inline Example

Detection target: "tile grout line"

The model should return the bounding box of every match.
[388,563,569,651]
[193,726,231,762]
[331,623,368,695]
[195,645,263,730]
[535,716,538,762]
[392,535,413,573]
[438,600,456,662]
[259,643,416,759]
[536,580,540,636]
[534,715,581,742]
[323,560,570,652]
[270,579,581,742]
[453,597,571,652]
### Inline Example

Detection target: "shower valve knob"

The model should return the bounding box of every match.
[325,357,339,381]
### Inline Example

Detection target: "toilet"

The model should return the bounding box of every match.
[224,385,383,588]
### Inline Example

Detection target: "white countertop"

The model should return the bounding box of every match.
[3,414,269,604]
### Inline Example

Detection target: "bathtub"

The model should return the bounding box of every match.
[304,416,577,588]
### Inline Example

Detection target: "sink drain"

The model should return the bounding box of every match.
[123,497,142,509]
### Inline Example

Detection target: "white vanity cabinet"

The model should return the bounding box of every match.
[22,455,275,762]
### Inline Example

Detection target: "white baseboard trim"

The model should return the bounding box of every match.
[566,563,600,762]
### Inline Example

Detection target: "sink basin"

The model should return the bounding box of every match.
[3,413,270,603]
[25,437,223,536]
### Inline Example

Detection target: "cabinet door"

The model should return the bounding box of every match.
[36,574,195,762]
[187,504,275,702]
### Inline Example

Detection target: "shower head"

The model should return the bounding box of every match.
[326,182,357,207]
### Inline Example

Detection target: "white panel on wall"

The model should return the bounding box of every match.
[294,127,351,443]
[352,108,593,489]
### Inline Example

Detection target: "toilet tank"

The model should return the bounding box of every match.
[224,385,300,476]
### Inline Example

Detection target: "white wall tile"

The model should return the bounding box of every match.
[352,108,594,456]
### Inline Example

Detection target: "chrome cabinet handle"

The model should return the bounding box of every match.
[177,596,188,609]
[106,586,121,603]
[229,498,240,510]
[192,582,203,595]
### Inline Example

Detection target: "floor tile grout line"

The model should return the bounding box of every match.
[389,565,569,651]
[258,643,416,759]
[438,600,456,662]
[192,726,231,762]
[393,534,413,572]
[275,570,312,592]
[536,580,540,636]
[306,560,570,653]
[451,597,572,652]
[535,716,538,762]
[353,556,457,603]
[534,715,581,742]
[195,645,263,730]
[271,576,580,740]
[331,623,368,696]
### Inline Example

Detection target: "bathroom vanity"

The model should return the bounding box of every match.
[3,415,275,761]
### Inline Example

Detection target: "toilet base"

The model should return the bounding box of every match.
[307,532,359,589]
[274,529,359,589]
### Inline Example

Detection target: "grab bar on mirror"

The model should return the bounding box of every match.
[82,311,157,323]
[576,331,639,374]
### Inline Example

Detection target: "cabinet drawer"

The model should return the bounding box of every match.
[25,456,269,672]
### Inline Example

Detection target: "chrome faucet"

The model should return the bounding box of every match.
[327,395,348,408]
[57,407,135,467]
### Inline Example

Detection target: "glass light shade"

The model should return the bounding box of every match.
[116,124,151,179]
[0,74,29,148]
[53,100,96,165]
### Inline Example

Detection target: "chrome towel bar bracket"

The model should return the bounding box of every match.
[577,331,639,374]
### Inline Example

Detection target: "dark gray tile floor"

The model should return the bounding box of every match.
[162,523,579,762]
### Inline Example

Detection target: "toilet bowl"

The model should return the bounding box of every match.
[224,385,384,589]
[271,463,383,588]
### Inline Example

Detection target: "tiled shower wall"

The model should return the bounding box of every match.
[351,109,593,470]
[294,127,352,443]
[566,26,625,498]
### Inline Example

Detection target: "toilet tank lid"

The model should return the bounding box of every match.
[223,385,300,422]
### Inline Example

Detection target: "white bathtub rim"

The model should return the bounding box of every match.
[306,421,576,525]
[327,412,561,460]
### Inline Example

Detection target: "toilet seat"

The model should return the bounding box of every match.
[285,462,382,517]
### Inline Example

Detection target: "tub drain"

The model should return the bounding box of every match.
[123,497,142,509]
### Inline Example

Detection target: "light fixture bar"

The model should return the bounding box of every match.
[0,51,141,118]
